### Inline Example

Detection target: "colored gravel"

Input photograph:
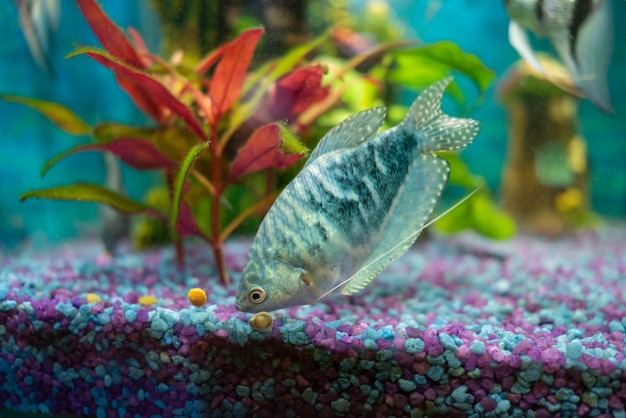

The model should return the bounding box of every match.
[1,224,625,417]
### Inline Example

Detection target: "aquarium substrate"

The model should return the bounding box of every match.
[1,224,625,417]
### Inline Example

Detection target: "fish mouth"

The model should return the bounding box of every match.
[235,295,246,312]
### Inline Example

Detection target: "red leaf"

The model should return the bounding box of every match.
[127,27,154,68]
[41,136,178,176]
[209,28,263,123]
[176,201,207,239]
[195,41,232,75]
[116,75,165,122]
[78,138,177,170]
[228,124,305,183]
[260,65,330,124]
[72,48,206,139]
[76,0,144,69]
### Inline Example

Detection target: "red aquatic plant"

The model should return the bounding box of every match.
[7,1,413,285]
[9,0,335,285]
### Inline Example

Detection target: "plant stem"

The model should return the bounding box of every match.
[174,239,184,267]
[165,169,186,266]
[210,132,230,286]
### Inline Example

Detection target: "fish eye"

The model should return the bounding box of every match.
[248,286,266,304]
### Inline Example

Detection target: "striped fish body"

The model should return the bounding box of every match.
[236,78,480,313]
[503,0,614,112]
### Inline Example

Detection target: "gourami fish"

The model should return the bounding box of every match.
[236,78,480,313]
[503,0,614,113]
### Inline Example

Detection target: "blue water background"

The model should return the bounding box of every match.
[1,1,624,247]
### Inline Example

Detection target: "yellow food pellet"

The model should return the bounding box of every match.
[249,312,273,332]
[86,293,101,303]
[187,288,207,307]
[139,295,157,306]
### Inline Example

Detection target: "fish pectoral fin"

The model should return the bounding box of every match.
[509,21,545,74]
[304,107,386,168]
[340,153,450,295]
[300,270,314,286]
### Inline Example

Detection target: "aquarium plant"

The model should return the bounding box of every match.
[3,0,404,286]
[5,0,512,288]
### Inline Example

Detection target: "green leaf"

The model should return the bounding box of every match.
[2,95,91,136]
[170,142,208,239]
[434,195,473,233]
[20,183,156,214]
[435,191,516,240]
[439,152,481,188]
[471,194,517,239]
[93,122,157,144]
[277,123,309,155]
[390,41,495,102]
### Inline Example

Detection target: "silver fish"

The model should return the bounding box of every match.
[13,0,60,77]
[236,78,480,313]
[503,0,614,113]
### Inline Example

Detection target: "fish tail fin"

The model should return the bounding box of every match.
[573,0,614,113]
[400,77,480,153]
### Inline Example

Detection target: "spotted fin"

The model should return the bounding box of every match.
[304,107,386,168]
[400,77,480,153]
[340,153,449,295]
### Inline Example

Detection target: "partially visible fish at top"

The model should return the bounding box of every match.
[13,0,60,77]
[236,78,480,313]
[503,0,615,113]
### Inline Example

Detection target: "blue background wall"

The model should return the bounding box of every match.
[1,0,625,247]
[0,2,160,247]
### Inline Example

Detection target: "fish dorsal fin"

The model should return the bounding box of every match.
[304,107,386,168]
[334,182,479,298]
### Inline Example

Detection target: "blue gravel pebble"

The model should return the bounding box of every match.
[398,378,417,392]
[331,398,351,413]
[566,340,583,360]
[151,316,169,332]
[451,385,469,402]
[0,301,17,312]
[405,338,425,354]
[439,333,458,351]
[427,365,444,381]
[496,399,511,413]
[609,320,625,333]
[469,341,485,354]
[124,309,137,322]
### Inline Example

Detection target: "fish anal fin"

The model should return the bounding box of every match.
[340,153,449,295]
[509,21,546,75]
[305,107,386,168]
